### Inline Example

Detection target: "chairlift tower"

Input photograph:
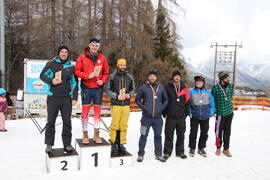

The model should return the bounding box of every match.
[210,42,242,95]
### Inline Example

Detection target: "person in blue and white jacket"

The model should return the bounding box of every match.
[188,76,215,157]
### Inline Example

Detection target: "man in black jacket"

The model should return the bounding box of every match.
[105,59,135,155]
[135,69,169,162]
[163,71,190,159]
[40,45,78,154]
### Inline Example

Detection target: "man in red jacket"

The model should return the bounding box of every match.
[74,38,110,144]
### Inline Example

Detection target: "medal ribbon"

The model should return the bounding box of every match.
[174,83,181,97]
[150,84,159,99]
[218,83,229,98]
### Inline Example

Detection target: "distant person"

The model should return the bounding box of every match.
[163,71,190,160]
[211,71,234,157]
[74,38,110,144]
[188,76,215,157]
[0,88,8,132]
[135,69,169,162]
[40,45,78,154]
[105,58,135,155]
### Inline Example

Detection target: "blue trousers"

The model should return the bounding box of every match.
[138,116,163,156]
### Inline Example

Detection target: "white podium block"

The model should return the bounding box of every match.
[45,148,79,173]
[75,138,111,170]
[110,152,134,168]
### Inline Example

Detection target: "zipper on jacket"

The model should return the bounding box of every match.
[152,86,156,118]
[121,73,124,105]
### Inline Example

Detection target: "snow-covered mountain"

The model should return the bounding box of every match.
[184,59,270,89]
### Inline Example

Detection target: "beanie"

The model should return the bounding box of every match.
[148,69,158,77]
[172,71,181,79]
[116,59,126,67]
[218,71,229,81]
[57,45,69,56]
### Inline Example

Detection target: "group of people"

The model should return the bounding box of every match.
[39,38,234,162]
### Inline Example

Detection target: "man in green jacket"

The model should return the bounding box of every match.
[211,71,234,157]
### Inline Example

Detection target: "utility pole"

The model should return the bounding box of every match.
[210,42,242,95]
[0,0,5,88]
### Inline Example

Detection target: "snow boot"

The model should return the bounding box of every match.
[64,145,73,153]
[176,153,187,159]
[137,156,144,162]
[93,129,102,144]
[155,155,166,162]
[111,143,118,155]
[189,149,195,157]
[118,144,127,155]
[215,148,221,156]
[198,149,207,157]
[82,131,89,144]
[163,154,170,160]
[45,145,53,154]
[222,149,232,157]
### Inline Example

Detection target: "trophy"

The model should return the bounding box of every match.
[93,66,102,77]
[55,71,62,81]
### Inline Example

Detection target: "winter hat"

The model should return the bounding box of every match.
[89,38,100,44]
[172,71,181,79]
[116,59,126,67]
[194,76,205,83]
[0,88,6,95]
[218,71,229,81]
[148,69,158,77]
[57,45,69,56]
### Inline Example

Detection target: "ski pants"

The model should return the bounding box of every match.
[109,106,130,144]
[163,116,186,156]
[45,96,72,147]
[189,116,209,149]
[215,113,233,150]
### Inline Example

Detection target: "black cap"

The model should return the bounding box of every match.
[172,71,181,79]
[57,45,69,56]
[148,69,158,76]
[89,38,100,44]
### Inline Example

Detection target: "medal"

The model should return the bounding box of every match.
[199,100,202,104]
[98,60,101,63]
[174,83,181,103]
[177,98,180,102]
[218,83,230,101]
[150,84,159,100]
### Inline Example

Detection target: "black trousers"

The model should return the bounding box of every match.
[163,116,186,156]
[45,96,72,147]
[215,113,233,150]
[188,116,209,149]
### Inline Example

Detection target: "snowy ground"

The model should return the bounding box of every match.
[1,110,270,180]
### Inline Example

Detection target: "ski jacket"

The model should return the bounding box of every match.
[135,83,168,118]
[0,97,8,113]
[163,81,190,118]
[40,57,78,100]
[74,47,110,88]
[105,69,135,106]
[189,88,215,120]
[211,82,233,117]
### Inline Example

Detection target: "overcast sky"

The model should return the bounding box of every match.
[162,0,270,65]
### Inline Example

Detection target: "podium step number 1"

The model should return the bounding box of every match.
[75,138,111,170]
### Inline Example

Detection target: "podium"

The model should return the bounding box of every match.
[110,152,133,168]
[75,138,111,170]
[45,147,79,173]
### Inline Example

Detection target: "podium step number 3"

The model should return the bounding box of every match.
[45,148,79,173]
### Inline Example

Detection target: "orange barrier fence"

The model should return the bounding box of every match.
[102,95,270,111]
[233,96,270,111]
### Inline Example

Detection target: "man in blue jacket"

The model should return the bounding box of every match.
[188,76,215,157]
[135,69,169,162]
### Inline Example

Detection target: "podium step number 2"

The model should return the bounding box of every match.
[45,148,79,173]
